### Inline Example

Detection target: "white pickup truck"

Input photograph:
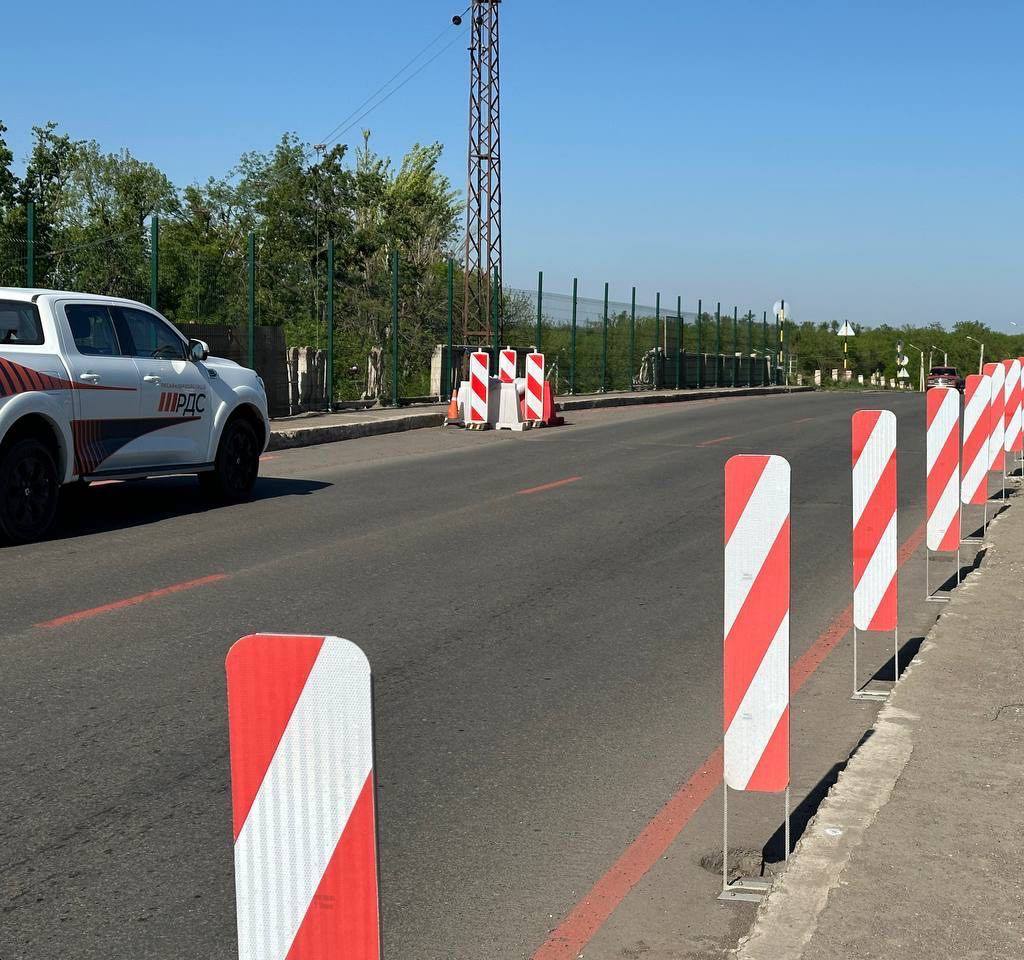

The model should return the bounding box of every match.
[0,289,270,543]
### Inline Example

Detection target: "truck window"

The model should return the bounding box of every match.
[0,300,44,345]
[114,307,187,361]
[65,305,122,356]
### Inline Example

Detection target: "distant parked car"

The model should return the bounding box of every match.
[926,366,964,391]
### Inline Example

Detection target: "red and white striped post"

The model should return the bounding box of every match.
[925,387,960,601]
[721,454,790,902]
[851,410,898,701]
[983,361,1006,498]
[961,373,992,541]
[1016,357,1024,473]
[525,352,545,423]
[226,634,381,960]
[468,350,491,429]
[1002,359,1022,472]
[499,348,517,384]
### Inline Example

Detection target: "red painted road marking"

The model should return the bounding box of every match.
[259,454,280,462]
[36,574,229,629]
[531,519,927,960]
[89,480,122,487]
[697,435,736,447]
[517,477,582,496]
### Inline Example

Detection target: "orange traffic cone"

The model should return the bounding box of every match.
[444,391,462,427]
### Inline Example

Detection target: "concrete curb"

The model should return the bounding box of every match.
[268,385,814,452]
[733,499,1014,960]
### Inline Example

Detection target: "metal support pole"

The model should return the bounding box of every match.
[763,312,768,385]
[150,213,159,310]
[391,250,400,407]
[746,312,753,385]
[629,287,636,389]
[492,266,501,357]
[676,295,683,389]
[715,303,721,387]
[732,306,739,386]
[722,784,728,893]
[570,277,578,395]
[327,238,335,411]
[247,231,255,370]
[445,257,454,400]
[697,299,704,388]
[655,292,661,354]
[784,787,790,862]
[894,626,900,681]
[26,200,34,288]
[536,269,543,352]
[602,282,609,392]
[853,625,858,697]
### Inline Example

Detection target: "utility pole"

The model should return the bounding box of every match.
[461,0,503,350]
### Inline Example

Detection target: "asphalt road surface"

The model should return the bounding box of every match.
[1,391,958,959]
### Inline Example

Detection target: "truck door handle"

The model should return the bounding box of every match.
[143,375,162,384]
[79,372,101,383]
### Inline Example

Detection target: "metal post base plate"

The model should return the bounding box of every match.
[925,595,951,603]
[851,689,889,702]
[718,877,772,903]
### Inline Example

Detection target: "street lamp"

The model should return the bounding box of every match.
[929,344,948,368]
[965,335,985,375]
[907,342,925,392]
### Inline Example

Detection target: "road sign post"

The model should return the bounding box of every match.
[925,387,961,601]
[961,374,992,540]
[851,411,899,700]
[226,634,381,960]
[721,454,791,903]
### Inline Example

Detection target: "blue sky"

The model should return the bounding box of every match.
[3,1,1021,329]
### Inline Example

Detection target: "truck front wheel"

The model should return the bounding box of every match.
[0,438,60,544]
[200,418,260,502]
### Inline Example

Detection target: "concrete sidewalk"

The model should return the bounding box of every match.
[267,384,813,451]
[736,491,1024,960]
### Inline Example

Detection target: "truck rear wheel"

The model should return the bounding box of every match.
[0,438,59,544]
[200,418,260,502]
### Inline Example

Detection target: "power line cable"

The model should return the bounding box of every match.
[318,9,470,148]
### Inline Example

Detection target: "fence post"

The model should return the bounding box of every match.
[326,237,334,411]
[445,258,454,400]
[676,295,683,389]
[602,282,609,392]
[655,292,661,355]
[715,302,721,387]
[763,310,769,385]
[746,311,753,386]
[570,276,578,395]
[697,299,704,388]
[629,287,636,389]
[732,307,739,386]
[26,200,34,288]
[536,270,543,352]
[150,214,159,310]
[247,231,255,369]
[391,250,400,406]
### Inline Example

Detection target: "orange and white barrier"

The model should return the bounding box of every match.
[226,634,380,960]
[468,351,491,429]
[525,352,545,422]
[499,348,517,384]
[926,387,960,600]
[851,410,898,699]
[721,454,790,901]
[983,361,1006,478]
[1003,358,1022,457]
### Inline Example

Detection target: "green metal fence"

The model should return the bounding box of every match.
[2,201,785,410]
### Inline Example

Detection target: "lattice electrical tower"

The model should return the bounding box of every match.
[461,0,503,346]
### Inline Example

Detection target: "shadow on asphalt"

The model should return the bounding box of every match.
[46,475,330,542]
[762,729,875,866]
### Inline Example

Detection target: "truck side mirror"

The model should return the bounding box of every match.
[189,338,209,362]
